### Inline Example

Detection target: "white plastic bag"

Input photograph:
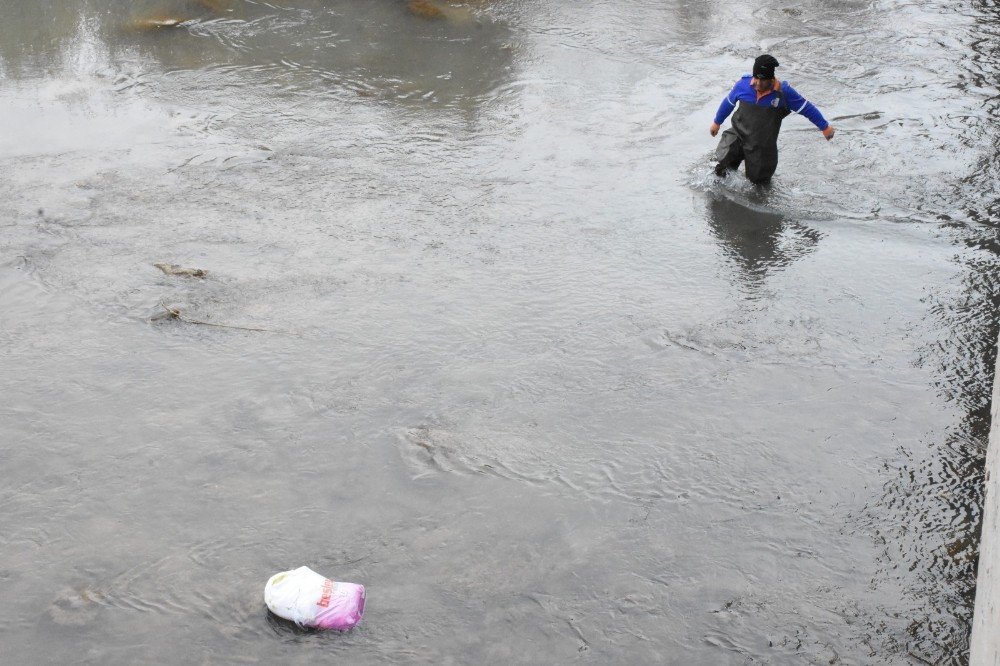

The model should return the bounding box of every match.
[264,566,366,630]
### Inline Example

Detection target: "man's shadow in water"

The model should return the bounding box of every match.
[706,193,822,293]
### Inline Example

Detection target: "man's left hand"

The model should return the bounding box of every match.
[822,126,835,141]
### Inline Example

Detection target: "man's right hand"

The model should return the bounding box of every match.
[822,125,835,141]
[710,122,720,137]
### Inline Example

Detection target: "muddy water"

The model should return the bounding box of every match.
[1,0,998,663]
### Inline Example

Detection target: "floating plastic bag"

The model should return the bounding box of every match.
[264,566,366,630]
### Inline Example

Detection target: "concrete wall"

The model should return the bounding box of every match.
[971,339,1000,665]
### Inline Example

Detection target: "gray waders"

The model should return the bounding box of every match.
[715,92,791,184]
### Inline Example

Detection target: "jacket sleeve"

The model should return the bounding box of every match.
[782,83,829,130]
[713,81,740,125]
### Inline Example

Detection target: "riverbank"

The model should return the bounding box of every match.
[971,340,1000,664]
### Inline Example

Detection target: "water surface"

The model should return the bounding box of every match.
[1,0,998,663]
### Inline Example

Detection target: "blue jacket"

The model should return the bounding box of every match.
[714,75,829,130]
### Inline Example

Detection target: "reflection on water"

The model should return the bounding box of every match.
[706,193,820,292]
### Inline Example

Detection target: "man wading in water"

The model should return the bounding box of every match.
[710,54,835,184]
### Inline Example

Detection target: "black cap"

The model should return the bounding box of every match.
[753,54,779,79]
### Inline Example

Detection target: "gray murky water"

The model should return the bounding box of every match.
[2,0,999,663]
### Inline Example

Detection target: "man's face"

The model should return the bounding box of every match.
[752,76,775,92]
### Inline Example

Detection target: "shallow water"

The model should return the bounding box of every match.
[1,0,998,663]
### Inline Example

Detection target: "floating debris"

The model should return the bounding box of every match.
[193,0,232,11]
[154,263,207,278]
[407,0,446,19]
[48,588,104,627]
[157,301,275,333]
[264,566,366,630]
[125,1,232,32]
[406,0,478,23]
[126,14,193,31]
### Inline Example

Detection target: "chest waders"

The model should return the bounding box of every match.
[715,89,791,184]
